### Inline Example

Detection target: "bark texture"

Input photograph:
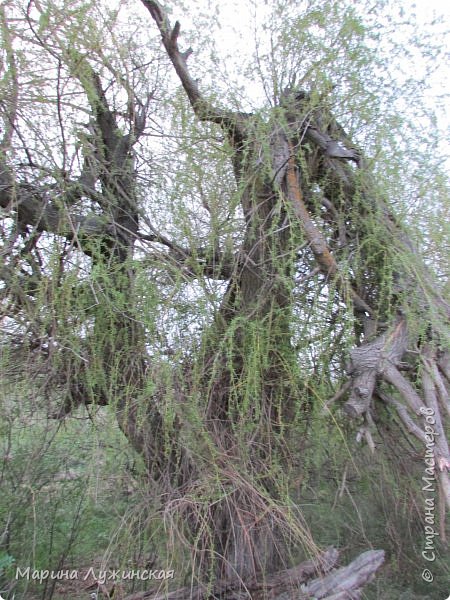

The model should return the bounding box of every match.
[1,0,448,597]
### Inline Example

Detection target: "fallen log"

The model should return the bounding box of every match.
[124,548,384,600]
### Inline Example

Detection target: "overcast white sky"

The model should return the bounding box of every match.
[185,0,450,161]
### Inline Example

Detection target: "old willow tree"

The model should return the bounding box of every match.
[1,0,449,597]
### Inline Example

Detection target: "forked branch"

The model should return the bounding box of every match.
[141,0,238,130]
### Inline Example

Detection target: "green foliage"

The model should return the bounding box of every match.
[0,392,150,597]
[1,0,449,597]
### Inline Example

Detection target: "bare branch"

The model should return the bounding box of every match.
[0,178,112,254]
[296,550,384,600]
[141,244,235,281]
[283,138,373,316]
[381,363,423,414]
[378,391,427,445]
[141,0,238,130]
[421,345,450,468]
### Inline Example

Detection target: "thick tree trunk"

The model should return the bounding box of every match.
[139,0,450,593]
[185,119,300,581]
[3,1,447,596]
